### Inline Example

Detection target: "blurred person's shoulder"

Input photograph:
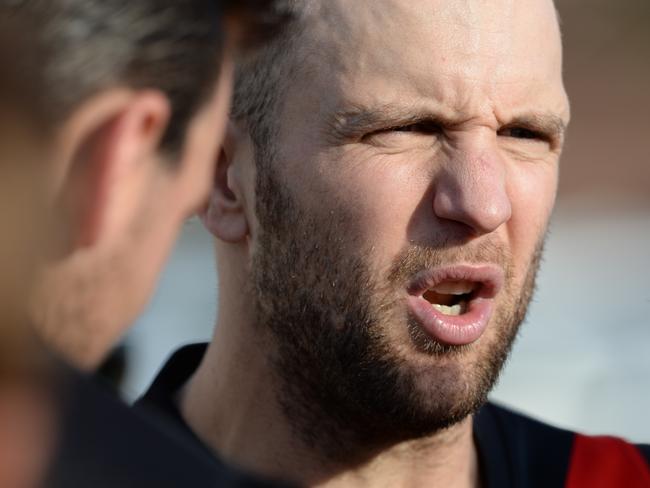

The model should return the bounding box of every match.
[47,360,285,488]
[475,402,650,487]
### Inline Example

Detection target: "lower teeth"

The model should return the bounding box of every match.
[432,302,467,316]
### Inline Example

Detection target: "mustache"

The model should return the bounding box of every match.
[387,240,513,286]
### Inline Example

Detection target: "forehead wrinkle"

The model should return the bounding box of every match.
[317,1,559,82]
[440,0,554,37]
[322,96,568,149]
[289,0,567,143]
[307,1,397,68]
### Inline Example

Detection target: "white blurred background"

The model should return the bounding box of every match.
[121,0,650,443]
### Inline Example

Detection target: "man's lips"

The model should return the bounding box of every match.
[405,264,504,346]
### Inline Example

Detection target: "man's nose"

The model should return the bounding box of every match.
[433,148,512,236]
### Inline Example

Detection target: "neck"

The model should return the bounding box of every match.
[181,318,481,488]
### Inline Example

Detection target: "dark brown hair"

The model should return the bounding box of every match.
[0,0,291,155]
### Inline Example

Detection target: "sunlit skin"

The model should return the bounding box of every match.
[266,0,568,389]
[185,1,570,487]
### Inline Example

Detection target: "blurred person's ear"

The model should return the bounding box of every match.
[51,90,171,253]
[33,46,237,370]
[201,121,250,244]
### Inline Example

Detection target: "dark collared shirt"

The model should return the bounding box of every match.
[137,344,650,488]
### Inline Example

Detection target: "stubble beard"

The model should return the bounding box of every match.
[250,167,543,463]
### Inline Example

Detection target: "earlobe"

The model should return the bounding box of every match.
[201,123,249,243]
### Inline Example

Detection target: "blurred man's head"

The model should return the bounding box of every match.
[0,24,56,488]
[5,0,290,369]
[204,0,569,458]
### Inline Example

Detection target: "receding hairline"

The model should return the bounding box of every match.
[231,0,563,152]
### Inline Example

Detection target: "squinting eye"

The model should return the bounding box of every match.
[391,122,441,134]
[499,126,545,141]
[361,121,443,147]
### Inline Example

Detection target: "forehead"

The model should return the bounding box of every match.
[288,0,568,128]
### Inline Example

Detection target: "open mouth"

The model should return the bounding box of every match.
[405,265,504,346]
[422,280,478,316]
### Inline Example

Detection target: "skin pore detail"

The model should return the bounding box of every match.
[183,1,570,487]
[247,164,543,459]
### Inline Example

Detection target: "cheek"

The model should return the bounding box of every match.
[506,163,558,274]
[311,151,429,255]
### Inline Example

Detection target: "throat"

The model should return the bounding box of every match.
[312,419,479,488]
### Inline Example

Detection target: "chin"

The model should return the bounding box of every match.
[373,317,514,422]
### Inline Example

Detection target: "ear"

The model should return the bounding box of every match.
[200,122,249,243]
[54,90,171,252]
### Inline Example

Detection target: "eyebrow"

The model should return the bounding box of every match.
[325,104,450,143]
[504,113,568,141]
[325,103,568,144]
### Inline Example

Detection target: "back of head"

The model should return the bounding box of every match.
[1,0,292,155]
[7,0,293,369]
[0,1,291,483]
[1,0,235,154]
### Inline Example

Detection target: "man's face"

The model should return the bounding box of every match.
[248,0,569,453]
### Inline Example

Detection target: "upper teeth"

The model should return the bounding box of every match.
[431,280,474,295]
